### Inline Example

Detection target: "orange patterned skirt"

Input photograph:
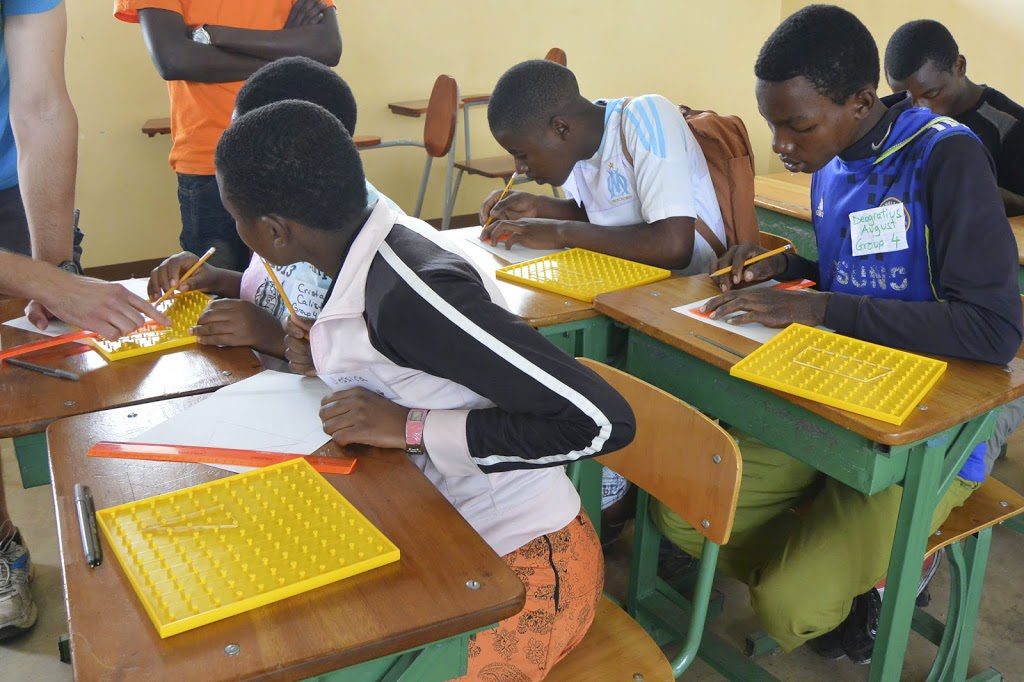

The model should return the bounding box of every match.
[453,512,605,682]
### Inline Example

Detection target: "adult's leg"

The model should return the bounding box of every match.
[749,476,979,652]
[176,173,251,272]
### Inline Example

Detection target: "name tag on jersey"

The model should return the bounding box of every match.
[319,370,398,400]
[849,204,908,256]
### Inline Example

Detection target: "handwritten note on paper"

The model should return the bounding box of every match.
[849,203,908,257]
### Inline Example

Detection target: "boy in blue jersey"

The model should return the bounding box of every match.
[655,4,1022,665]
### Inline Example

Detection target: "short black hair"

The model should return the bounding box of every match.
[884,20,959,81]
[215,100,367,232]
[755,4,879,104]
[488,59,581,134]
[235,56,358,134]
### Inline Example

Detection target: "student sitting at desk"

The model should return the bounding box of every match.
[655,4,1023,666]
[885,19,1024,217]
[148,57,402,362]
[215,99,636,681]
[478,59,727,275]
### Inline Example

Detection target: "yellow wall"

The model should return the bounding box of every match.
[67,1,779,267]
[68,1,1024,267]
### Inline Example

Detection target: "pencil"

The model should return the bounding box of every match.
[5,358,80,381]
[483,172,518,229]
[260,257,298,320]
[153,246,216,305]
[710,244,792,278]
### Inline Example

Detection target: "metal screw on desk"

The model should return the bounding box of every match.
[465,579,481,590]
[633,673,645,681]
[563,301,572,307]
[934,529,942,536]
[1000,500,1009,508]
[63,400,76,408]
[651,292,660,297]
[919,404,929,411]
[221,370,232,377]
[224,643,240,656]
[712,454,722,464]
[701,519,710,529]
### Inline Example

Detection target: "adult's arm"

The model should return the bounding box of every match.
[824,135,1023,364]
[5,1,77,265]
[137,8,268,82]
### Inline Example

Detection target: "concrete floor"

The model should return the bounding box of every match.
[1,432,1022,681]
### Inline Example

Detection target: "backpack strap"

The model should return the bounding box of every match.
[617,98,727,257]
[873,115,961,165]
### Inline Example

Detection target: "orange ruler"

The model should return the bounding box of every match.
[87,441,356,475]
[0,329,97,362]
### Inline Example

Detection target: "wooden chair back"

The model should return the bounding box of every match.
[423,74,458,158]
[758,230,796,254]
[579,358,742,545]
[545,47,567,66]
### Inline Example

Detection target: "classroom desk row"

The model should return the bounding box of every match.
[754,171,1024,292]
[6,227,1021,680]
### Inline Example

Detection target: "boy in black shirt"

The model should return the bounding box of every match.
[886,19,1024,216]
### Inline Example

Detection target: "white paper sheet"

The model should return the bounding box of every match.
[2,278,155,338]
[129,370,334,473]
[461,233,565,264]
[673,280,831,345]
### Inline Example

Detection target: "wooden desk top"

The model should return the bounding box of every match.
[594,276,1024,446]
[0,299,262,438]
[1009,215,1024,265]
[754,172,812,222]
[50,396,525,680]
[387,93,490,117]
[446,226,597,327]
[142,117,171,137]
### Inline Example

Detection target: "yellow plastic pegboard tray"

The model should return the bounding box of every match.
[729,324,947,425]
[97,458,400,638]
[89,290,211,361]
[495,248,671,302]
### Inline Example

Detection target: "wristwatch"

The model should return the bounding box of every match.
[405,409,429,456]
[58,259,83,276]
[191,25,211,45]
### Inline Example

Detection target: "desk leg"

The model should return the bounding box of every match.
[538,316,617,364]
[870,437,944,682]
[13,432,50,488]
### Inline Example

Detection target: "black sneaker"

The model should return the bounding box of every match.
[807,628,846,660]
[840,588,881,665]
[656,538,695,582]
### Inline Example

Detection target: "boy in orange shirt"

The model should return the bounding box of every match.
[114,0,341,270]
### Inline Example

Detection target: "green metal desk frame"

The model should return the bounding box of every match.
[301,630,477,682]
[623,329,1001,682]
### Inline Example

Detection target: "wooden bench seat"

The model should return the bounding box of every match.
[927,476,1024,557]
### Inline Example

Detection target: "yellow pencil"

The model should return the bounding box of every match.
[153,246,216,305]
[483,172,518,229]
[710,244,792,278]
[260,257,299,320]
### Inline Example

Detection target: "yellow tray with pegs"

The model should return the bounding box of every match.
[729,324,947,425]
[96,458,400,637]
[89,290,212,361]
[495,248,671,302]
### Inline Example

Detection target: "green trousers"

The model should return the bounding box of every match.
[653,430,978,652]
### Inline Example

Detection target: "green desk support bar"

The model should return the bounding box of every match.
[303,631,475,682]
[14,432,50,488]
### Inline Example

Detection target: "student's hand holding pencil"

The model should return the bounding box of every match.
[709,243,789,291]
[148,250,239,301]
[479,189,542,226]
[284,313,317,377]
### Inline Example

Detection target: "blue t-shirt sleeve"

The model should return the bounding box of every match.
[3,0,63,17]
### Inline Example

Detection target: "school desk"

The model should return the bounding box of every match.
[0,298,262,488]
[446,226,619,360]
[593,276,1024,682]
[48,395,525,681]
[140,116,381,149]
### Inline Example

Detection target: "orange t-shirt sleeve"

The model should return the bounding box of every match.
[114,0,183,24]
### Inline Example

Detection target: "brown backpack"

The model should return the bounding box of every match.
[618,100,758,256]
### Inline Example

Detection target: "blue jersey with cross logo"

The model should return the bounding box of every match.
[811,107,978,302]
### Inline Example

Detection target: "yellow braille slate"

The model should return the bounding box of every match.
[729,324,947,425]
[495,248,671,302]
[89,290,212,361]
[96,458,400,637]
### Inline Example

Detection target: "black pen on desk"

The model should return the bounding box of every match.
[74,484,102,568]
[5,358,79,381]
